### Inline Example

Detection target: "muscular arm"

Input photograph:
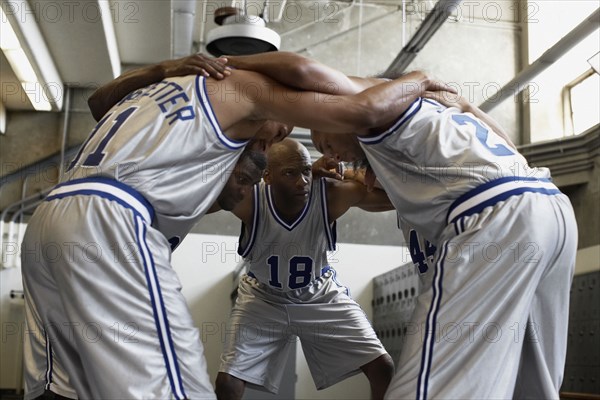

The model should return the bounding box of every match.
[205,189,254,227]
[214,69,449,138]
[88,54,229,121]
[227,52,376,95]
[325,178,394,222]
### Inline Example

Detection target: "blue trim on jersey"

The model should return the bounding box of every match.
[46,177,155,224]
[238,184,260,257]
[358,98,423,145]
[422,98,445,109]
[67,112,113,171]
[266,183,314,231]
[323,265,350,297]
[331,221,337,250]
[44,332,53,391]
[196,76,248,150]
[446,176,561,224]
[417,241,447,400]
[319,179,336,251]
[135,217,187,400]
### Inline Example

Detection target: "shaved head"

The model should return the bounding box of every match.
[266,138,311,169]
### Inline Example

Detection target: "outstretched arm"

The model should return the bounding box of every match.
[88,54,230,121]
[325,178,394,222]
[208,67,455,141]
[239,70,452,135]
[227,51,379,95]
[205,187,253,226]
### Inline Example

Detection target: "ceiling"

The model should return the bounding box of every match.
[1,0,423,111]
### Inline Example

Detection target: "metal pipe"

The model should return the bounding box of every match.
[171,0,197,58]
[385,0,463,75]
[0,145,79,188]
[10,176,31,255]
[58,87,72,179]
[480,8,600,112]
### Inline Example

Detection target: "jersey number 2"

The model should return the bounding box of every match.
[452,114,514,156]
[267,255,313,289]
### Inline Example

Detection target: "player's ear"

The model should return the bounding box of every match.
[263,169,272,184]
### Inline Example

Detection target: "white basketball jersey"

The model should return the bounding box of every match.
[65,76,247,247]
[359,98,550,244]
[238,179,336,292]
[397,213,436,275]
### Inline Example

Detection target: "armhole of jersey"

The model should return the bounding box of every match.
[358,97,423,145]
[320,178,336,251]
[237,184,260,257]
[195,76,249,151]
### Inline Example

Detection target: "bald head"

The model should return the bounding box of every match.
[266,138,311,169]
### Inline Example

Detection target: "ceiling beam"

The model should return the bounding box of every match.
[385,0,463,76]
[1,0,63,110]
[480,8,600,112]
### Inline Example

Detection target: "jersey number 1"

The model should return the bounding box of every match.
[68,107,137,171]
[267,255,313,289]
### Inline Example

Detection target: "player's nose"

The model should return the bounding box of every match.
[297,175,309,186]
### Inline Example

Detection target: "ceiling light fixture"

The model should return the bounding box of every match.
[0,1,63,111]
[206,6,280,56]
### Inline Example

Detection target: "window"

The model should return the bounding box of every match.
[568,71,600,135]
[526,2,599,142]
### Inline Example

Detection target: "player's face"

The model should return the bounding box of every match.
[311,130,365,163]
[265,152,312,206]
[218,158,263,211]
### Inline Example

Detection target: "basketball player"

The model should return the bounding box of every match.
[228,53,576,399]
[309,91,578,398]
[212,138,394,400]
[21,52,449,399]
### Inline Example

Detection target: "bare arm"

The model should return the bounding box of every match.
[228,52,386,97]
[226,52,372,95]
[238,70,450,135]
[88,54,230,121]
[204,188,253,226]
[424,91,517,150]
[326,178,394,222]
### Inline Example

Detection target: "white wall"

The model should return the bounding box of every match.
[0,264,25,390]
[171,233,242,385]
[294,242,409,400]
[0,221,26,390]
[172,234,411,398]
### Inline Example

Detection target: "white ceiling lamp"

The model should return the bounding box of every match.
[0,1,63,111]
[206,6,280,56]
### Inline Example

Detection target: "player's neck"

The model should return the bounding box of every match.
[272,194,307,223]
